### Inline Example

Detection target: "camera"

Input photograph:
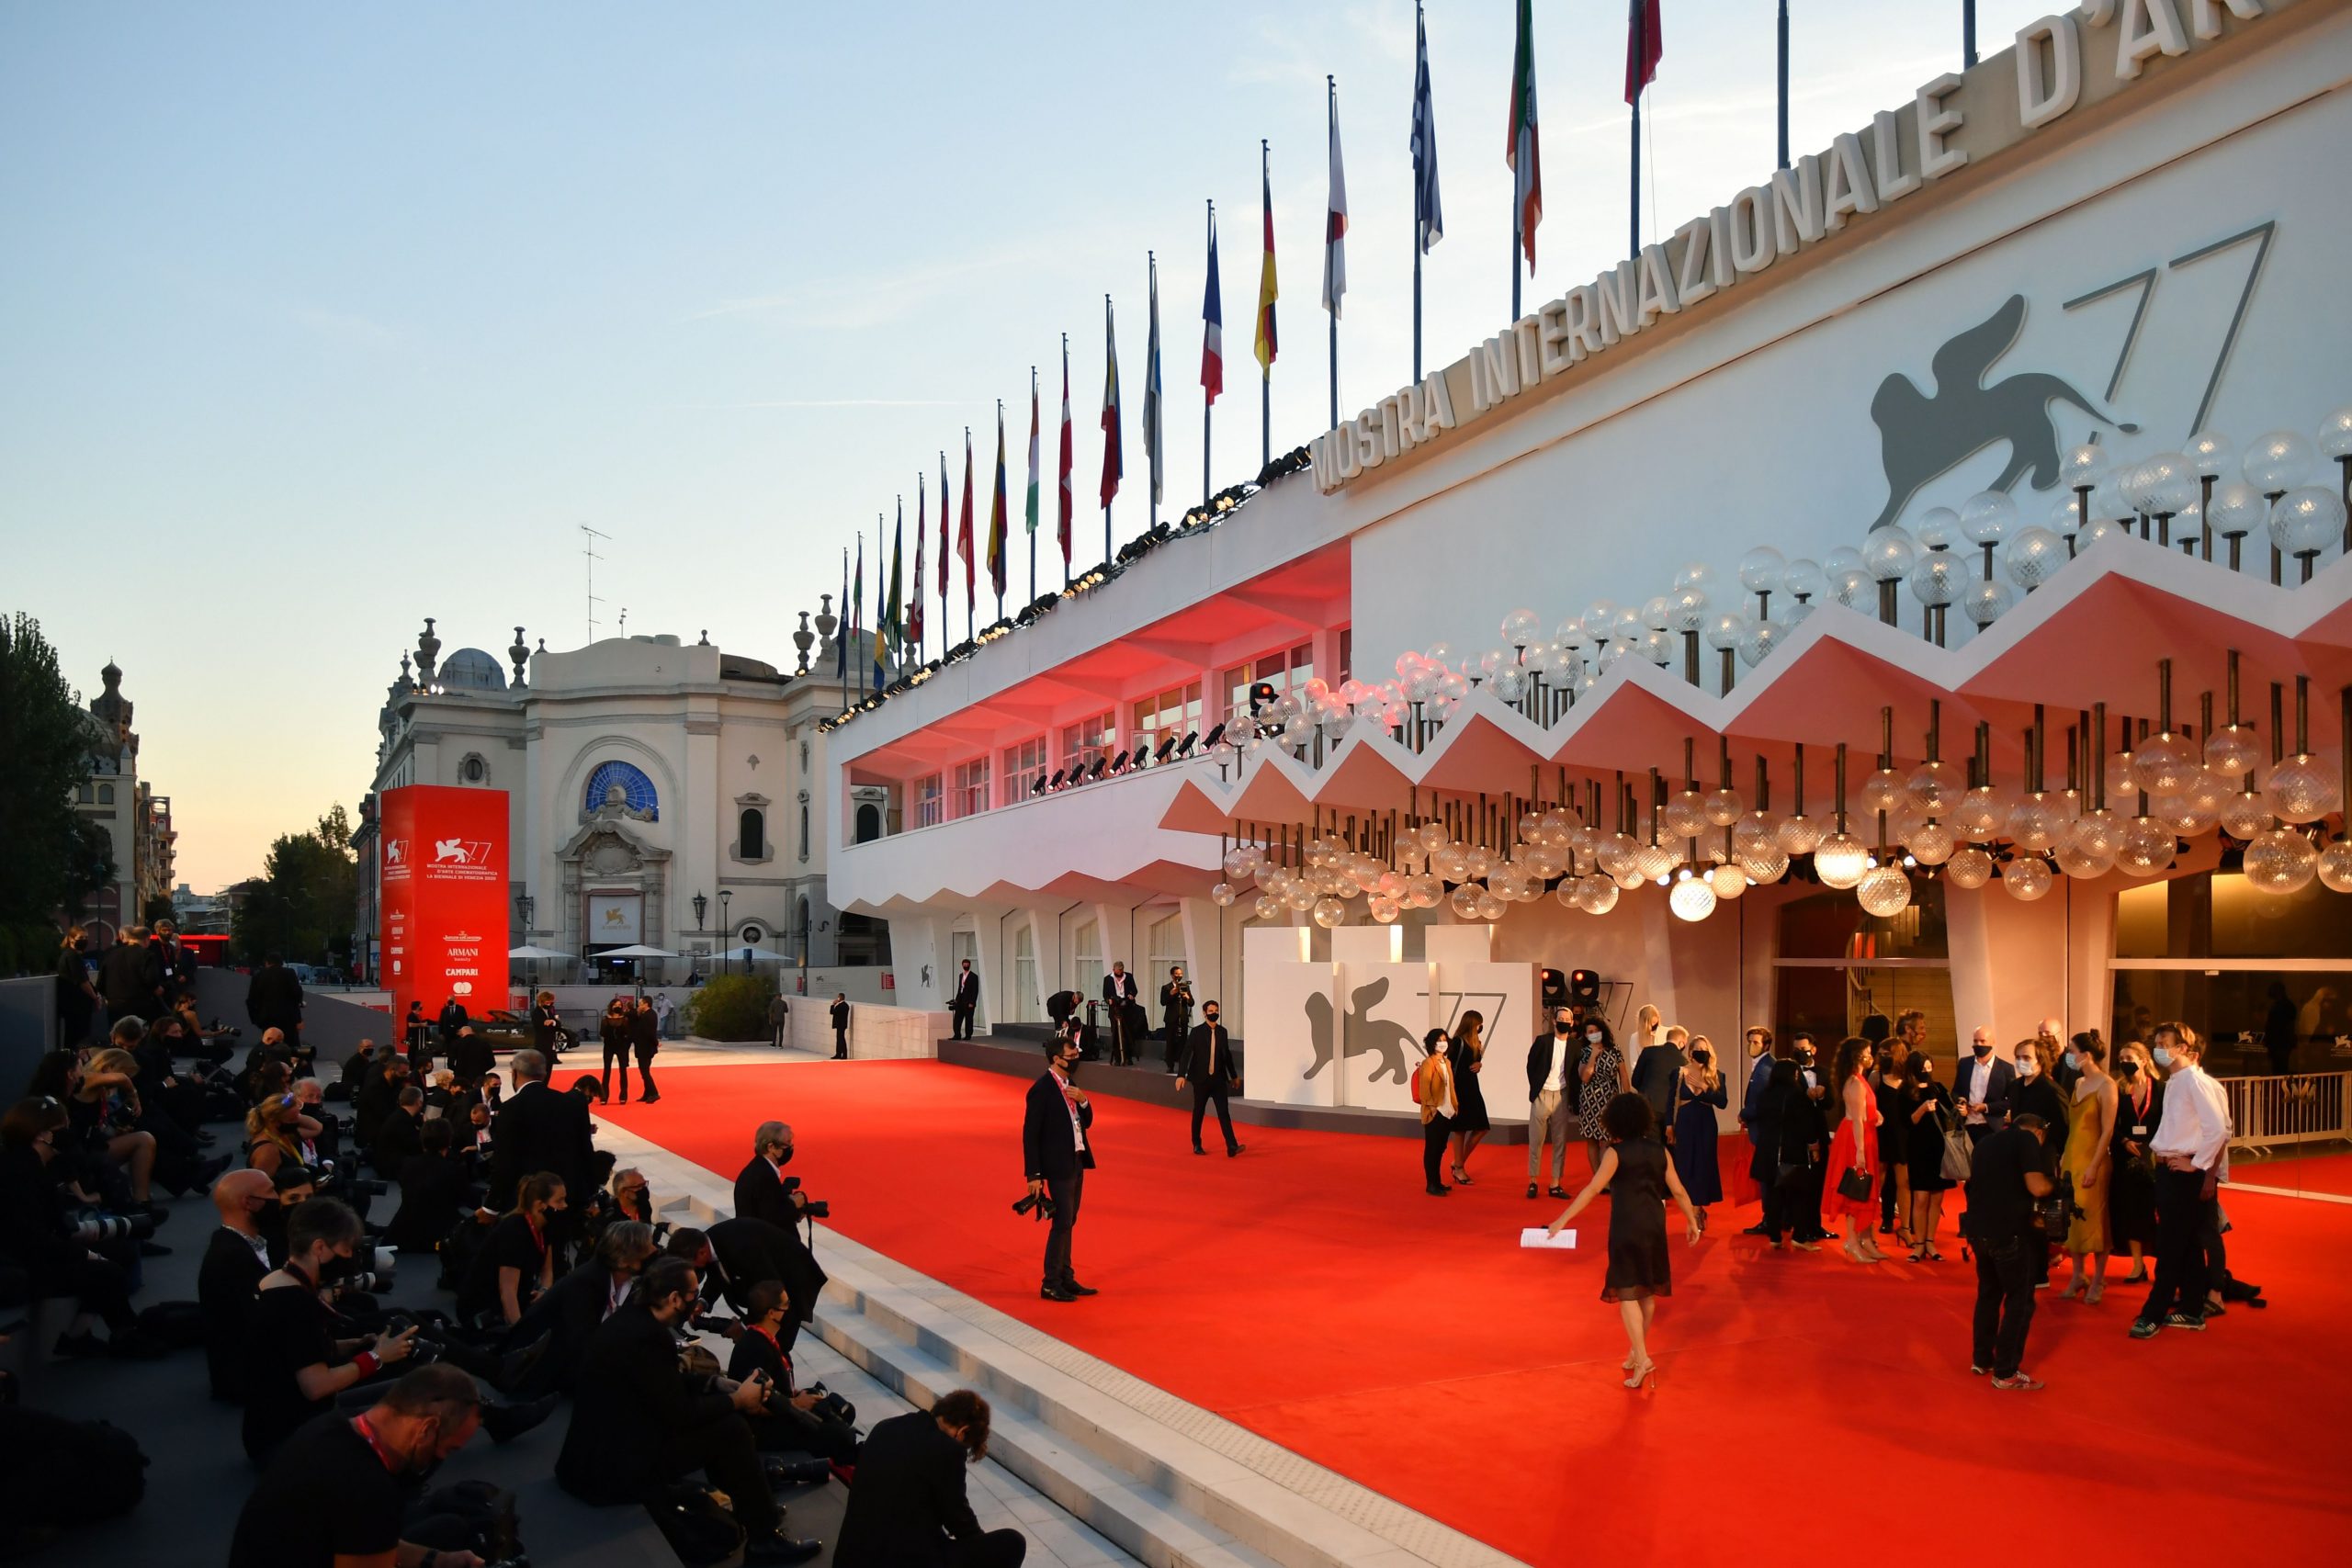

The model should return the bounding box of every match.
[805,1382,855,1425]
[782,1175,830,1221]
[688,1313,741,1337]
[72,1210,157,1244]
[2036,1171,2075,1233]
[1011,1191,1056,1220]
[327,1247,400,1295]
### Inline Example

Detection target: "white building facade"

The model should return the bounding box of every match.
[357,610,885,989]
[822,3,2352,1097]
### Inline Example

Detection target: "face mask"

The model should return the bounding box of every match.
[1585,1032,1603,1044]
[1204,1015,1219,1026]
[2152,1047,2174,1066]
[774,1146,795,1166]
[1555,1021,1573,1035]
[1972,1043,1991,1056]
[2017,1061,2039,1079]
[2063,1051,2081,1070]
[2119,1061,2140,1077]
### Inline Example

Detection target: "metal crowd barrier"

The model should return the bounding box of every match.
[2217,1071,2352,1159]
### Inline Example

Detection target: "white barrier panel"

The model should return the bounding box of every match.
[1337,962,1436,1113]
[2219,1071,2352,1154]
[1241,927,1337,1108]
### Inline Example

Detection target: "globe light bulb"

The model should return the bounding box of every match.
[2242,829,2318,896]
[1709,862,1748,899]
[1814,831,1871,889]
[2004,858,2054,901]
[2317,839,2352,894]
[1669,876,1717,922]
[1945,846,1995,889]
[1856,864,1913,917]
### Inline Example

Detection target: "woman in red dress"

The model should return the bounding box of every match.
[1821,1035,1890,1263]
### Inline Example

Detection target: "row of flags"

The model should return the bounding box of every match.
[838,0,1677,694]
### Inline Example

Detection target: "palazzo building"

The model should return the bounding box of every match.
[355,607,884,985]
[72,660,175,941]
[823,2,2352,1100]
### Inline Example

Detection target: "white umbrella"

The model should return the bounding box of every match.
[596,945,681,959]
[507,944,572,961]
[718,945,790,964]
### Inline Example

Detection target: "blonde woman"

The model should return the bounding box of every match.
[2109,1037,2164,1284]
[72,1047,157,1205]
[2062,1032,2118,1302]
[243,1092,320,1179]
[1414,1028,1456,1197]
[1668,1035,1726,1215]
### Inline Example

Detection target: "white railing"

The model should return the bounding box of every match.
[2216,1072,2352,1156]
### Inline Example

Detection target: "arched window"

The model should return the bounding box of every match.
[854,804,881,843]
[582,761,660,819]
[96,784,115,806]
[738,807,766,860]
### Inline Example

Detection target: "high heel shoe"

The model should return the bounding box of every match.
[1907,1246,1928,1263]
[2085,1280,2105,1305]
[1623,1359,1655,1390]
[1842,1240,1872,1263]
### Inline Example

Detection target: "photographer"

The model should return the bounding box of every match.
[245,953,307,1056]
[0,1096,162,1360]
[239,1196,420,1461]
[353,1055,413,1161]
[488,1049,592,1216]
[227,1363,487,1568]
[727,1279,859,1469]
[384,1121,477,1254]
[1962,1111,2056,1391]
[833,1390,1025,1568]
[556,1258,820,1564]
[734,1122,815,1231]
[667,1219,826,1355]
[200,1168,277,1400]
[245,1091,323,1181]
[1021,1034,1095,1303]
[1159,964,1193,1073]
[373,1087,427,1177]
[512,1220,657,1397]
[458,1171,565,1329]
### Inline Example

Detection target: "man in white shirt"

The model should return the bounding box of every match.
[1525,1007,1577,1200]
[1959,1024,2018,1146]
[2131,1030,2233,1338]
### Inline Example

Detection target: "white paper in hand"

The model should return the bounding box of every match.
[1520,1227,1577,1249]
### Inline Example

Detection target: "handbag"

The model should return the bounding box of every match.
[1836,1166,1874,1204]
[1939,1120,1973,1182]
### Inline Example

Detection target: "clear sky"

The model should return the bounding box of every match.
[2,0,2053,891]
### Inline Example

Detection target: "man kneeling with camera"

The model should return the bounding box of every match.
[556,1257,821,1563]
[727,1279,859,1476]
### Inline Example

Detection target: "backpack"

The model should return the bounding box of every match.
[647,1483,746,1566]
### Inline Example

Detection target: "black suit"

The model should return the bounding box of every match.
[950,969,979,1040]
[1959,1055,2019,1144]
[448,1031,494,1088]
[371,1108,424,1178]
[509,1258,622,1396]
[832,1410,1025,1568]
[829,999,851,1058]
[726,1325,857,1462]
[733,1156,799,1233]
[198,1225,269,1401]
[1021,1070,1094,1291]
[628,1009,661,1099]
[1101,973,1139,1065]
[488,1080,594,1211]
[244,965,304,1039]
[384,1150,470,1252]
[1159,978,1193,1070]
[1177,1023,1239,1153]
[555,1303,778,1537]
[706,1216,827,1351]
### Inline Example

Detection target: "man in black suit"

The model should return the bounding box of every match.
[1174,1002,1243,1157]
[98,926,152,1031]
[488,1048,594,1212]
[198,1169,276,1401]
[1021,1034,1095,1303]
[1100,962,1139,1066]
[371,1087,426,1178]
[726,1280,858,1466]
[1158,965,1193,1072]
[734,1121,810,1232]
[950,960,979,1041]
[629,997,662,1102]
[829,993,850,1059]
[689,1217,827,1354]
[511,1218,657,1397]
[243,953,305,1046]
[447,1024,495,1090]
[555,1258,819,1564]
[1958,1023,2018,1146]
[831,1391,1026,1568]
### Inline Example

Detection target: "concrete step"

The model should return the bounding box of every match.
[809,1245,1521,1568]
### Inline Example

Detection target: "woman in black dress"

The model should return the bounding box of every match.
[1872,1043,1911,1242]
[2108,1038,2165,1282]
[1446,1010,1493,1184]
[1903,1053,1956,1260]
[1546,1093,1702,1389]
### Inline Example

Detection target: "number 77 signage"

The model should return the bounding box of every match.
[379,784,510,1028]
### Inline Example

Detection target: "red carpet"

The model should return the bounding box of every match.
[602,1061,2352,1566]
[2232,1147,2352,1197]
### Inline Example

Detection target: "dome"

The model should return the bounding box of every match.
[438,648,507,691]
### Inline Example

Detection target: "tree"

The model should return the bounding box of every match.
[0,613,96,973]
[231,805,358,967]
[141,893,175,926]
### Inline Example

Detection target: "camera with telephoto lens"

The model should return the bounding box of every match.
[326,1247,400,1296]
[806,1382,855,1425]
[780,1175,829,1221]
[2036,1170,2075,1234]
[1011,1190,1055,1220]
[688,1313,741,1337]
[72,1210,157,1244]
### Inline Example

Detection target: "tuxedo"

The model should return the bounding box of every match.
[1960,1054,2018,1142]
[1023,1068,1094,1292]
[1101,972,1140,1065]
[509,1257,625,1395]
[732,1155,799,1232]
[829,998,850,1058]
[705,1216,826,1351]
[950,968,980,1041]
[1178,1022,1240,1153]
[833,1410,1023,1568]
[1159,977,1194,1070]
[488,1080,594,1210]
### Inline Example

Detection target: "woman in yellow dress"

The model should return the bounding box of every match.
[2061,1032,2117,1303]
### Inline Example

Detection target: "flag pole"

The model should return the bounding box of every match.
[937,451,948,651]
[1630,3,1645,261]
[964,426,974,648]
[1028,367,1038,604]
[1326,75,1339,434]
[1260,139,1272,475]
[1147,254,1159,534]
[1103,293,1114,563]
[1204,200,1215,506]
[1962,1,1978,68]
[1412,0,1424,382]
[1777,1,1791,169]
[995,398,1006,626]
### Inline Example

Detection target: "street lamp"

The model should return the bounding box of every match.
[692,890,707,930]
[718,889,732,976]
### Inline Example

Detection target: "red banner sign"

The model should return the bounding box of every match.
[379,784,510,1028]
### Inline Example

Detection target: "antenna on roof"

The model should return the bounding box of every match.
[581,523,611,642]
